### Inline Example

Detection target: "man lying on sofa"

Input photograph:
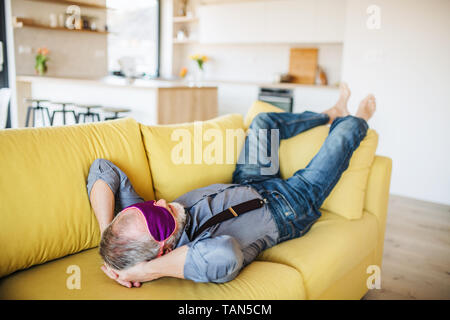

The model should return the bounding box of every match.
[87,83,376,288]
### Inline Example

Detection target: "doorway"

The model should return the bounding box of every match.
[0,0,11,128]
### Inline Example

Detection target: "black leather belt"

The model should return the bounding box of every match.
[191,198,265,239]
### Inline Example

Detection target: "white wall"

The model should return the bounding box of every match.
[342,0,450,205]
[176,43,343,85]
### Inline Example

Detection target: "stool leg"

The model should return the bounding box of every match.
[71,111,78,124]
[45,108,52,126]
[62,105,67,125]
[25,107,32,127]
[50,111,56,126]
[95,113,100,122]
[32,108,36,127]
[40,108,46,126]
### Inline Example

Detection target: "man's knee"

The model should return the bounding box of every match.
[335,116,368,135]
[341,115,366,128]
[250,112,278,130]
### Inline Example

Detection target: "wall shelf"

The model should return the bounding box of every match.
[173,16,199,23]
[173,39,198,44]
[14,21,109,34]
[24,0,111,10]
[200,0,265,5]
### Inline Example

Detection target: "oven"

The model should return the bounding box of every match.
[258,87,294,112]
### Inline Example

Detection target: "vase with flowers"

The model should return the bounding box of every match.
[189,54,208,83]
[35,47,50,76]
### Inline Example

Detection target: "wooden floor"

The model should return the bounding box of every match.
[363,194,450,300]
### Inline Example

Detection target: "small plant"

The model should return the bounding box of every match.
[35,47,50,76]
[189,54,208,71]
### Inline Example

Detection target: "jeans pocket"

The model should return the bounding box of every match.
[270,190,297,220]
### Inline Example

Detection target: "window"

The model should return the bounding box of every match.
[106,0,160,78]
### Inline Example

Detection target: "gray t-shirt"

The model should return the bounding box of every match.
[174,183,279,283]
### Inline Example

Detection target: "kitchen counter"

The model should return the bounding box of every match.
[15,75,218,127]
[16,75,338,91]
[203,79,339,90]
[15,75,218,90]
[15,75,339,127]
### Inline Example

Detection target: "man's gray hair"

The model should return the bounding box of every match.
[99,203,186,270]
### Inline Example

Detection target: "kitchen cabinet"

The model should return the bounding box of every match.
[198,0,345,44]
[313,0,346,43]
[263,0,317,43]
[199,1,267,43]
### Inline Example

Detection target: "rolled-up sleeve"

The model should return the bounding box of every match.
[86,159,121,198]
[86,159,144,213]
[184,235,244,283]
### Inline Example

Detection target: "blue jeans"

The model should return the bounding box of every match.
[232,111,368,243]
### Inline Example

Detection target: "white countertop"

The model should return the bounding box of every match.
[16,75,339,91]
[15,75,218,89]
[205,79,339,90]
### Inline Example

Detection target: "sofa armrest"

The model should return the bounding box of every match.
[364,155,392,266]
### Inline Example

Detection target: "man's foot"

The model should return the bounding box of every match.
[335,82,351,117]
[355,94,376,121]
[323,82,351,123]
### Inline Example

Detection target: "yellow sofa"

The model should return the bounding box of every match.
[0,102,392,300]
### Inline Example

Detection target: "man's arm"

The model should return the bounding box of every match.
[104,235,244,287]
[102,245,189,287]
[89,179,115,233]
[87,158,145,232]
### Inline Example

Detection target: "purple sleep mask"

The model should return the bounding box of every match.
[123,200,176,243]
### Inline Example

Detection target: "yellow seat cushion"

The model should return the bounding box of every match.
[140,114,245,201]
[0,118,155,278]
[257,210,379,299]
[0,248,305,300]
[245,101,378,220]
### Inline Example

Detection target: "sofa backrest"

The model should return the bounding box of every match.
[0,118,154,278]
[139,114,245,201]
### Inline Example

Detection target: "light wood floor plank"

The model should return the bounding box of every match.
[363,194,450,300]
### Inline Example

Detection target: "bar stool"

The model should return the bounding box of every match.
[102,107,131,120]
[50,102,78,126]
[25,98,52,127]
[77,105,102,123]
